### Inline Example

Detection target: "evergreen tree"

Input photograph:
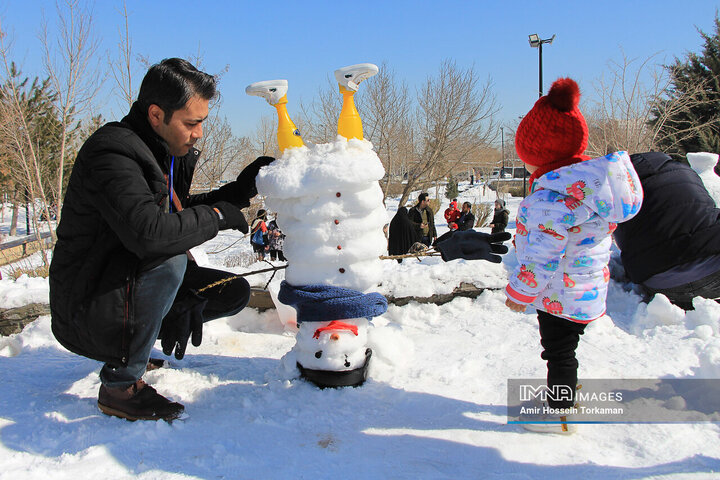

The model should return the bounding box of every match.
[445,176,459,199]
[0,64,64,205]
[650,16,720,160]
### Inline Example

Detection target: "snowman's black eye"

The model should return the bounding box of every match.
[315,351,323,359]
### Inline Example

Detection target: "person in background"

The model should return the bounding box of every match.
[444,199,461,231]
[614,151,720,310]
[267,218,286,262]
[503,78,642,434]
[454,201,475,232]
[388,206,421,262]
[250,209,269,262]
[408,192,436,246]
[49,58,274,421]
[489,198,510,234]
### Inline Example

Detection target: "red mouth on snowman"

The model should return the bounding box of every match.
[313,320,359,340]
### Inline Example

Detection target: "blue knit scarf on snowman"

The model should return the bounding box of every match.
[278,281,388,324]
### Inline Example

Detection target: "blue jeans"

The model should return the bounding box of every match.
[100,254,188,388]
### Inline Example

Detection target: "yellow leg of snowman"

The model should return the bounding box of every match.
[245,79,304,153]
[335,63,379,140]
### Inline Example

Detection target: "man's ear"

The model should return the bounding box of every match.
[147,104,164,128]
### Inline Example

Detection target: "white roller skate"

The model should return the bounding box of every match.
[245,79,288,106]
[334,63,379,92]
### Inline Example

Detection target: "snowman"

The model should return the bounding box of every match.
[687,152,720,207]
[249,64,387,388]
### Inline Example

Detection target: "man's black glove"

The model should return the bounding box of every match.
[159,289,208,360]
[436,230,511,263]
[213,201,249,233]
[236,156,275,198]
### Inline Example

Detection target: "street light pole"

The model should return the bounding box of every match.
[528,33,555,98]
[500,126,505,173]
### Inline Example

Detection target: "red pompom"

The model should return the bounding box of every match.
[547,78,580,112]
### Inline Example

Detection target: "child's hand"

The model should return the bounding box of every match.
[505,298,527,312]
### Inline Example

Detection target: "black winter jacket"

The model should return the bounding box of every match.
[456,211,475,231]
[49,102,254,365]
[408,205,437,238]
[491,209,508,234]
[614,152,720,283]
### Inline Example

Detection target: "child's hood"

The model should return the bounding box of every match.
[533,151,643,222]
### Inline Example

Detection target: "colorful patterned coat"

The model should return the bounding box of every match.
[505,152,643,322]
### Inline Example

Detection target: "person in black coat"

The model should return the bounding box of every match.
[49,58,273,421]
[489,199,509,234]
[433,201,476,246]
[613,151,720,310]
[388,207,421,262]
[455,201,476,231]
[407,192,437,246]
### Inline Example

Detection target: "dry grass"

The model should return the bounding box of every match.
[5,260,50,280]
[473,202,493,227]
[222,252,257,268]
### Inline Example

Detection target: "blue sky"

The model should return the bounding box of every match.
[0,0,718,139]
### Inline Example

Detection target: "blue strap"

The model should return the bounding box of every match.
[168,156,175,212]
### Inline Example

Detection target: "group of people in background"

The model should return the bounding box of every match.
[250,209,285,262]
[387,192,506,260]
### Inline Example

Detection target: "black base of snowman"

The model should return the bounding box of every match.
[278,281,388,390]
[298,348,372,389]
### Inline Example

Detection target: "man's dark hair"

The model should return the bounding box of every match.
[463,201,472,210]
[137,58,216,123]
[418,192,429,203]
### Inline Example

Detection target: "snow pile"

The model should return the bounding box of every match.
[0,275,49,307]
[256,138,388,292]
[3,188,720,477]
[687,152,720,206]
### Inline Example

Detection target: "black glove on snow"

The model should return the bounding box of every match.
[159,289,208,360]
[236,156,275,198]
[436,230,511,263]
[213,201,249,233]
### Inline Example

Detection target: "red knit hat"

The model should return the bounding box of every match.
[515,78,590,183]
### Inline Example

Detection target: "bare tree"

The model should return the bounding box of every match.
[108,0,134,112]
[359,62,412,200]
[584,51,669,157]
[40,0,103,220]
[192,114,253,192]
[0,26,56,255]
[298,75,344,145]
[248,115,281,159]
[398,60,498,206]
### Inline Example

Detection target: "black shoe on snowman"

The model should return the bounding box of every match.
[294,318,372,388]
[278,281,388,389]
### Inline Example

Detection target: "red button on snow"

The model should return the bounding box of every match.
[337,245,342,250]
[336,192,341,197]
[334,219,339,225]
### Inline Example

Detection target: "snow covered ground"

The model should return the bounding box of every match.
[2,183,720,479]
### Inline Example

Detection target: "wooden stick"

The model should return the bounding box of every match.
[197,264,287,294]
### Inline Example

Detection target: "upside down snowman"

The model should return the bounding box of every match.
[248,63,388,387]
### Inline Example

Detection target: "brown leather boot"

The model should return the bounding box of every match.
[146,358,166,371]
[98,379,184,421]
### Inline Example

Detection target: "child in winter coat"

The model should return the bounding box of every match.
[489,199,509,234]
[267,219,286,262]
[504,78,643,434]
[444,199,461,230]
[250,209,269,261]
